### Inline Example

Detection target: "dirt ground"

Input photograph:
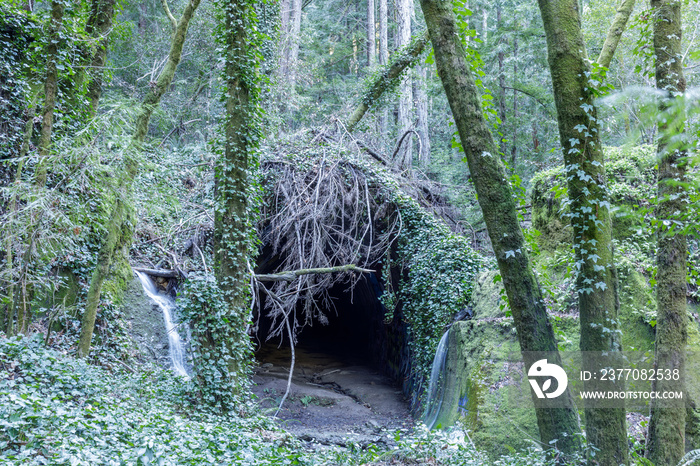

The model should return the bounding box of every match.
[251,342,414,448]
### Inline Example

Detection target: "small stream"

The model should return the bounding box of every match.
[135,271,190,378]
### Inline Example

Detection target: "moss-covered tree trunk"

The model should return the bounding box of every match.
[646,1,688,463]
[78,0,202,358]
[212,0,260,379]
[418,0,582,456]
[35,0,64,186]
[536,1,627,464]
[597,0,635,69]
[86,0,117,117]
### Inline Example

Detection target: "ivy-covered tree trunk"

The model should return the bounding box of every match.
[536,1,627,464]
[35,0,64,186]
[646,1,688,463]
[418,0,582,456]
[78,0,202,358]
[86,0,117,117]
[211,0,260,381]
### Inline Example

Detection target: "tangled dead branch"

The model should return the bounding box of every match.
[259,137,399,340]
[256,126,480,342]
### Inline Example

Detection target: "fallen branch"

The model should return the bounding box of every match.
[255,264,374,283]
[132,267,181,278]
[345,31,429,133]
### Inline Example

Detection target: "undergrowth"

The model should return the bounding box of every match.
[0,335,562,465]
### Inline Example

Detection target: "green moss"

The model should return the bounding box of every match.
[102,249,133,305]
[617,266,656,352]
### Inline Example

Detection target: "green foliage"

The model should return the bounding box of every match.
[0,335,567,465]
[0,6,38,162]
[383,196,483,382]
[0,335,300,465]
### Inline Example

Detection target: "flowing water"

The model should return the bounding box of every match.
[135,271,190,378]
[422,330,450,429]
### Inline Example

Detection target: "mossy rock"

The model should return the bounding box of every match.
[433,270,538,458]
[120,274,170,365]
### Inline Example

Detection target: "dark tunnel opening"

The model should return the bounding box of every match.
[253,268,413,396]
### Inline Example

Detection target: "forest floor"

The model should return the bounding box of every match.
[252,343,414,450]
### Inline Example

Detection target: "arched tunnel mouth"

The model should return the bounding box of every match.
[251,268,416,438]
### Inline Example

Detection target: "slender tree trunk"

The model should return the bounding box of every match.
[367,0,376,66]
[287,0,302,89]
[536,1,628,464]
[3,89,41,336]
[35,1,64,186]
[597,0,636,69]
[86,0,118,117]
[646,1,687,463]
[510,34,517,167]
[378,0,389,144]
[415,64,430,166]
[78,0,202,358]
[280,0,290,40]
[396,0,413,169]
[496,2,508,156]
[419,0,582,456]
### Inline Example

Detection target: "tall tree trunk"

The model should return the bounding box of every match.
[367,0,376,66]
[496,2,508,156]
[536,1,628,464]
[78,0,202,358]
[378,0,389,144]
[510,34,517,167]
[646,1,687,463]
[414,64,430,166]
[35,0,64,186]
[418,0,582,456]
[287,0,302,89]
[3,89,41,336]
[86,0,118,117]
[396,0,413,169]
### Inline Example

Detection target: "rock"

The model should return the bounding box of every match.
[120,275,169,365]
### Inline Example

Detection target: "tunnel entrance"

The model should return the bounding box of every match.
[251,271,414,444]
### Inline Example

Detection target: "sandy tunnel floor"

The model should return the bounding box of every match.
[252,342,414,448]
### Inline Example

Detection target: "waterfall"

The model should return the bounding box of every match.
[422,329,450,429]
[135,271,190,378]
